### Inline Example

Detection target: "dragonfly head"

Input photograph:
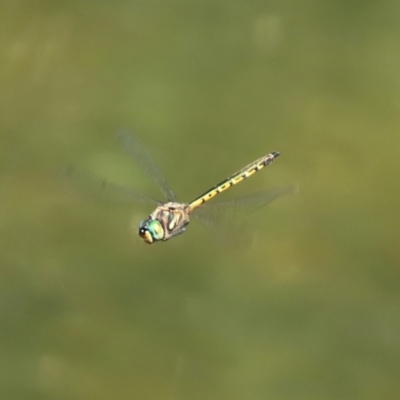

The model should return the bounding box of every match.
[138,218,164,244]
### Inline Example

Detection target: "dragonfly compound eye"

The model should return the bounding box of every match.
[148,220,164,240]
[138,219,164,243]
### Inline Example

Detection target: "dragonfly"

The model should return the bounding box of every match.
[67,131,289,244]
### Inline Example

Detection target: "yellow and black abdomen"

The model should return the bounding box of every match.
[188,152,279,212]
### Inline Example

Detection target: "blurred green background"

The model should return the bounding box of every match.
[1,1,400,399]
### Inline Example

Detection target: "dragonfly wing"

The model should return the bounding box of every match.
[191,184,298,226]
[117,129,177,202]
[61,164,161,205]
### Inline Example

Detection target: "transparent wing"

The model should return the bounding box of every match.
[191,184,298,226]
[61,164,161,205]
[117,129,177,202]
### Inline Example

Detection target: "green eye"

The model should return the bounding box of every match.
[148,220,164,240]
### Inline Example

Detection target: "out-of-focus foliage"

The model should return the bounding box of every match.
[1,1,400,399]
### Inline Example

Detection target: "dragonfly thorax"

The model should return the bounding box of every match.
[138,202,190,244]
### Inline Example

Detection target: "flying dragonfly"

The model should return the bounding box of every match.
[68,131,291,244]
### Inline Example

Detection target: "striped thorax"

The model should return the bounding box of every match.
[138,202,190,243]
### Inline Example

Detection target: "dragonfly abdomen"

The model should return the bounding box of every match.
[188,151,280,212]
